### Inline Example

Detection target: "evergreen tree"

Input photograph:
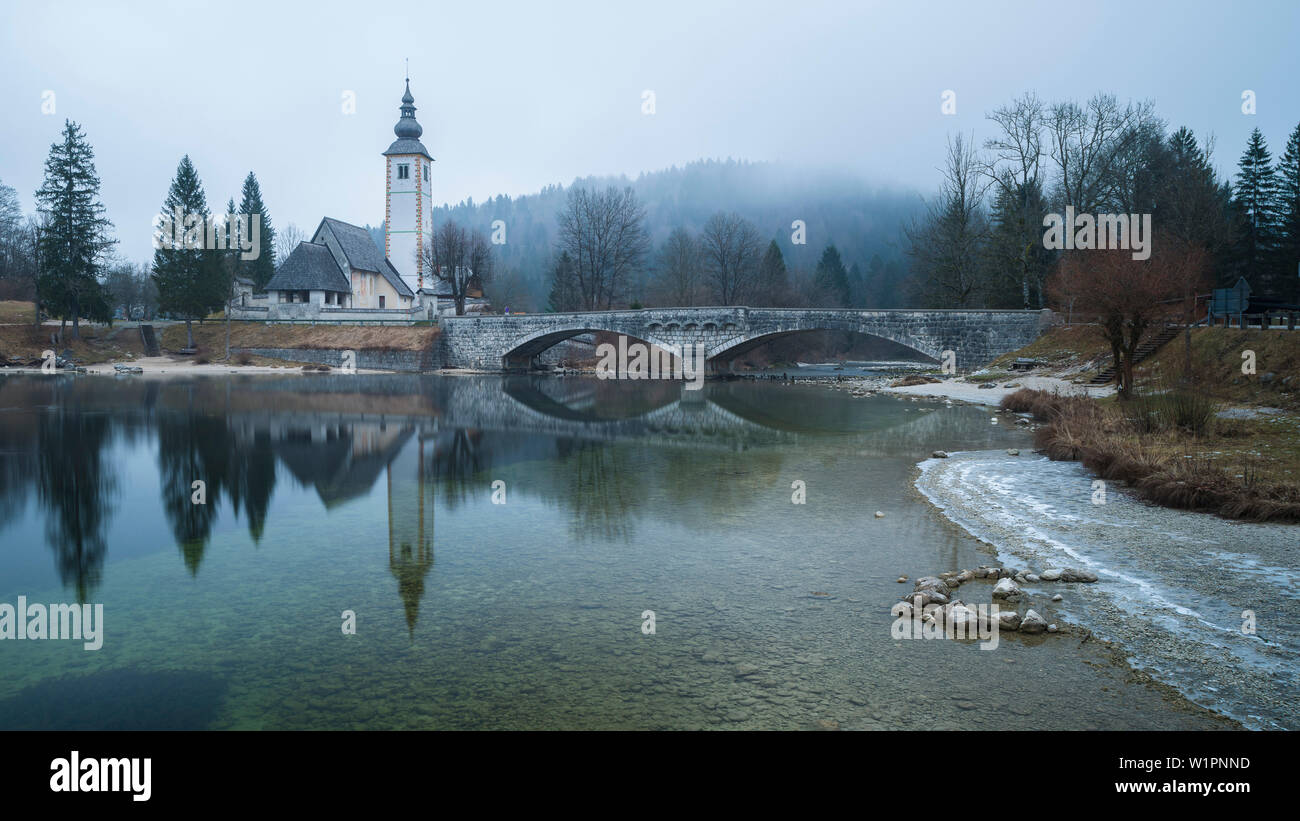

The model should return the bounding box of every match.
[1232,128,1282,293]
[985,179,1052,308]
[847,262,865,308]
[1275,121,1300,302]
[1159,127,1234,286]
[152,155,223,349]
[756,239,788,306]
[236,171,276,290]
[546,251,579,312]
[812,245,850,307]
[33,120,115,339]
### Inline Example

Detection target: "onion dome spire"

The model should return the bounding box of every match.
[394,78,423,140]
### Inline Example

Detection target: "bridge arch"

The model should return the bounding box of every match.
[705,322,944,364]
[500,326,679,369]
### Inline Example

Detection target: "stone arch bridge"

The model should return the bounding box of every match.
[440,307,1054,371]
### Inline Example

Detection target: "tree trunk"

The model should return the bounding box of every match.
[1109,341,1122,397]
[186,318,195,350]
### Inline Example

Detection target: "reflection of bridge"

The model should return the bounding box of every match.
[454,378,797,449]
[440,307,1054,371]
[217,373,989,451]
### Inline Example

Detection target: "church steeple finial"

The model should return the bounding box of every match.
[394,69,422,140]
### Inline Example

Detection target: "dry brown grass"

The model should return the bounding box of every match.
[1007,388,1300,522]
[0,301,37,324]
[158,322,439,353]
[987,324,1114,373]
[0,322,142,365]
[890,374,941,387]
[1137,327,1300,411]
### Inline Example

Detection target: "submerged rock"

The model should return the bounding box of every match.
[1060,568,1099,583]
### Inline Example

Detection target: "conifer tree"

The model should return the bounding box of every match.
[33,120,115,340]
[1275,122,1300,302]
[813,245,850,307]
[236,171,276,290]
[152,155,223,349]
[1232,128,1281,292]
[756,240,788,306]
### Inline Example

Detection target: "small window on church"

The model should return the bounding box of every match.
[423,165,429,182]
[397,164,410,180]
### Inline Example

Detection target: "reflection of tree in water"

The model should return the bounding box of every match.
[0,414,38,529]
[555,439,637,544]
[156,387,277,575]
[35,397,118,601]
[430,428,490,509]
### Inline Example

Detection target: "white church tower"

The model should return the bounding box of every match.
[383,78,434,296]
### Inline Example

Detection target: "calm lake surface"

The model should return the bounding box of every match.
[0,372,1230,730]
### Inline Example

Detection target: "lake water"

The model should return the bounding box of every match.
[0,372,1233,729]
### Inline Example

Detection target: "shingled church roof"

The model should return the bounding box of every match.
[315,218,415,298]
[264,241,351,293]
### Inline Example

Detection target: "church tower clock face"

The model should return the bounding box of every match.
[383,77,434,297]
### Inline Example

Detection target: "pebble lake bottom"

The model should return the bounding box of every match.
[0,372,1252,730]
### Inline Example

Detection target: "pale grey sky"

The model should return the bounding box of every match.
[1,0,1297,263]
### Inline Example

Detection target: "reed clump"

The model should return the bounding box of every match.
[999,388,1300,522]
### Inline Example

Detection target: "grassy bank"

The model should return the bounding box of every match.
[0,321,144,365]
[158,321,440,355]
[1002,387,1300,522]
[1137,327,1300,411]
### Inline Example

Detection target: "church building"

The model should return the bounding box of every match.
[257,78,441,318]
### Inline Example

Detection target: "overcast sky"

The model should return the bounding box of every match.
[2,0,1297,263]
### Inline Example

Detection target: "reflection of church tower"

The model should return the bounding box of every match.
[387,433,434,637]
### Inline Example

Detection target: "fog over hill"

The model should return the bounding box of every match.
[367,158,922,311]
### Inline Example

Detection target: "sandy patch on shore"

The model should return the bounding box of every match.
[880,375,1113,406]
[11,357,388,376]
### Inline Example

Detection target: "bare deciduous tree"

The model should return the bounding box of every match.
[650,227,704,306]
[420,219,493,315]
[1045,93,1157,213]
[700,212,763,305]
[1049,242,1207,399]
[556,186,650,310]
[905,132,990,306]
[275,222,305,267]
